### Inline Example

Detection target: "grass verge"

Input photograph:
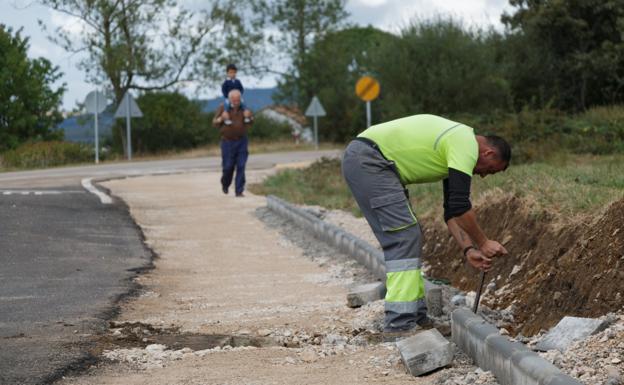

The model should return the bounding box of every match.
[248,154,624,220]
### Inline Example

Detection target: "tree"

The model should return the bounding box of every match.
[299,26,398,141]
[0,25,65,152]
[503,0,624,110]
[131,92,211,153]
[265,0,349,105]
[39,0,263,152]
[373,18,510,118]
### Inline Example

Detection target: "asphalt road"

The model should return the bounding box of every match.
[0,150,340,384]
[0,187,152,384]
[0,150,340,188]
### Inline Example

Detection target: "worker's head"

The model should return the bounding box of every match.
[473,135,511,178]
[226,63,237,79]
[228,89,242,109]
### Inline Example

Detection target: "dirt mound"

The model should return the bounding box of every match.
[422,195,624,336]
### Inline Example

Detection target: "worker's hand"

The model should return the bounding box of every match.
[215,117,223,123]
[479,239,507,258]
[466,248,492,272]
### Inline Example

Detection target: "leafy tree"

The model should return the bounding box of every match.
[373,18,511,119]
[299,26,398,141]
[503,0,624,110]
[39,0,263,153]
[0,25,65,152]
[281,20,510,142]
[264,0,349,105]
[131,92,210,153]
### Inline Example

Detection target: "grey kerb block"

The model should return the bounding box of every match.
[425,286,443,317]
[451,308,582,385]
[397,328,453,376]
[535,316,609,352]
[267,194,447,309]
[266,195,386,280]
[346,282,386,308]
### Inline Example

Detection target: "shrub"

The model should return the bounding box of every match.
[113,92,212,154]
[1,141,93,169]
[248,115,293,140]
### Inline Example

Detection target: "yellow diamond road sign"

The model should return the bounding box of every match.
[355,76,380,102]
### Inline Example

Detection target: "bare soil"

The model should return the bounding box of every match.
[422,194,624,336]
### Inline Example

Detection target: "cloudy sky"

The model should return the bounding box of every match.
[0,0,512,110]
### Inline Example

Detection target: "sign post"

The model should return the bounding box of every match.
[84,90,107,164]
[304,96,326,150]
[355,76,380,128]
[114,91,143,160]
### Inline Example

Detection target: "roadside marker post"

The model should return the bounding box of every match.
[355,76,380,128]
[114,91,143,160]
[305,96,326,150]
[84,90,107,164]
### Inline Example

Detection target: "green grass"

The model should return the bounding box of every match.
[250,157,359,214]
[0,141,93,170]
[469,154,624,217]
[249,153,624,221]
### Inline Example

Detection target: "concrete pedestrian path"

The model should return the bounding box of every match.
[57,170,438,384]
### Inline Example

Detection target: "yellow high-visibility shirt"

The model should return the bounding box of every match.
[358,114,478,185]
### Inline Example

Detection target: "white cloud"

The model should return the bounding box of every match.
[28,42,52,57]
[49,10,88,37]
[346,0,512,32]
[354,0,389,6]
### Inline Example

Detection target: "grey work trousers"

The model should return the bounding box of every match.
[342,139,427,331]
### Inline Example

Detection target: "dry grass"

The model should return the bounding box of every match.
[0,140,341,171]
[107,141,340,161]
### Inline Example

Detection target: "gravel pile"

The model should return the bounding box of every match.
[102,344,258,370]
[529,313,624,385]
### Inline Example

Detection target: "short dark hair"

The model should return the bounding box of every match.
[485,135,511,169]
[226,63,237,72]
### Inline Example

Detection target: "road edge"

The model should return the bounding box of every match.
[44,180,158,384]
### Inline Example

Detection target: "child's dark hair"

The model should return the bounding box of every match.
[226,63,237,72]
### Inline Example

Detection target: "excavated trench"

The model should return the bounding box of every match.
[99,322,283,352]
[422,195,624,336]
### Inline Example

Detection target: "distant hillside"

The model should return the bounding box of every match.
[57,88,278,143]
[57,107,115,143]
[199,87,277,113]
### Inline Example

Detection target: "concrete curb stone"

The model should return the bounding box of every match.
[452,308,582,385]
[397,329,453,376]
[267,195,386,279]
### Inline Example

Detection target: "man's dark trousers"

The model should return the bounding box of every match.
[220,136,248,195]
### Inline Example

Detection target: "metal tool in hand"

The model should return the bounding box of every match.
[473,270,486,314]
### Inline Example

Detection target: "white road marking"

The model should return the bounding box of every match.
[0,190,83,196]
[81,178,113,204]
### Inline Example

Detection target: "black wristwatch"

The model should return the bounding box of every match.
[463,245,476,256]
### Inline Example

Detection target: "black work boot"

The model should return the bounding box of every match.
[382,325,424,343]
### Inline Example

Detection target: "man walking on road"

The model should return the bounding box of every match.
[213,89,254,197]
[342,114,510,339]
